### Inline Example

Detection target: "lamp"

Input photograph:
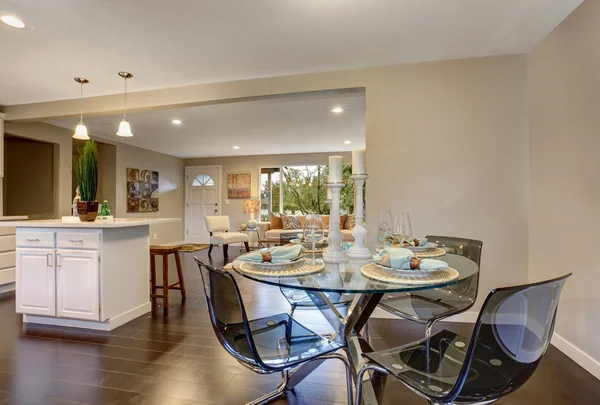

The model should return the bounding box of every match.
[243,200,261,230]
[116,72,133,137]
[73,78,90,140]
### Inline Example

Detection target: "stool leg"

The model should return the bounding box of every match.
[174,251,186,299]
[150,254,157,304]
[162,253,169,309]
[223,244,229,257]
[244,242,250,252]
[208,244,213,257]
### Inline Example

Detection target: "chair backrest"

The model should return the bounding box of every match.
[445,273,571,403]
[193,258,265,370]
[205,215,230,232]
[414,236,483,310]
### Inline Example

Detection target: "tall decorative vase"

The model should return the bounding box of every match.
[347,174,371,259]
[323,183,348,263]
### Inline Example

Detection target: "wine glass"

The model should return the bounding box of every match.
[400,213,412,237]
[393,213,413,244]
[378,210,392,237]
[303,214,324,265]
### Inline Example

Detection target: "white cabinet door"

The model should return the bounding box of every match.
[56,249,99,321]
[16,248,55,316]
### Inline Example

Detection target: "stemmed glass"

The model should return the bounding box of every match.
[393,213,412,241]
[304,214,324,265]
[378,210,392,237]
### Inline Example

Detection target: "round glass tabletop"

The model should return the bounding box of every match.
[232,253,479,294]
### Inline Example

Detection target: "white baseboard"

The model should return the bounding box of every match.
[372,309,600,380]
[551,333,600,380]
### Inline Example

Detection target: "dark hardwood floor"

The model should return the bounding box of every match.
[0,249,598,404]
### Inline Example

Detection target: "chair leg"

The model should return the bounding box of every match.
[208,244,213,257]
[174,251,186,299]
[244,241,250,252]
[223,244,229,257]
[162,253,169,310]
[150,254,157,304]
[425,319,438,338]
[245,370,289,405]
[355,364,388,405]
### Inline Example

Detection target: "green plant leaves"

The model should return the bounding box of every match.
[74,140,98,202]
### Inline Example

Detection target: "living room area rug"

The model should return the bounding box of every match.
[180,244,210,252]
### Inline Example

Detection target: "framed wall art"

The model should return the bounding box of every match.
[227,173,251,198]
[127,168,159,212]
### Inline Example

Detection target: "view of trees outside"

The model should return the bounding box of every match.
[261,165,356,219]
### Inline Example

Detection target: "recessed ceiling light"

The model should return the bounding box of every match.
[1,14,26,29]
[233,145,240,150]
[171,119,182,125]
[344,140,351,145]
[331,106,344,114]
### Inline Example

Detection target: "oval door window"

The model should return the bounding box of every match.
[192,174,215,186]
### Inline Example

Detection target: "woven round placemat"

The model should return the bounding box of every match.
[410,247,447,258]
[238,259,325,277]
[361,263,459,285]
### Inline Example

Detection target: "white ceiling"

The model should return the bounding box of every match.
[47,92,366,158]
[0,0,582,106]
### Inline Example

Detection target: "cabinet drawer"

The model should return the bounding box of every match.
[0,251,15,269]
[0,226,16,236]
[0,235,15,252]
[0,267,15,285]
[56,232,100,250]
[16,232,55,248]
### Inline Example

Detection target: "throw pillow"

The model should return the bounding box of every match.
[340,214,348,230]
[344,215,355,229]
[270,213,283,230]
[281,215,300,230]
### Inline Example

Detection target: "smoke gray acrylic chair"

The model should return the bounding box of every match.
[355,273,571,405]
[377,236,483,337]
[194,258,353,405]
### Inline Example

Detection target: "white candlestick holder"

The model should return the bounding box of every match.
[347,174,371,259]
[323,182,348,263]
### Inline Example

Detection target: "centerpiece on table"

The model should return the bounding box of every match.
[74,140,99,222]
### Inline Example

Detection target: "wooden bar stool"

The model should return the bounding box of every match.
[150,244,186,310]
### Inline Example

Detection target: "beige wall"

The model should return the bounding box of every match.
[186,152,352,230]
[116,143,184,244]
[4,137,54,218]
[3,122,184,243]
[529,0,600,372]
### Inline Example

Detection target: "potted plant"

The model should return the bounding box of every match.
[74,140,99,221]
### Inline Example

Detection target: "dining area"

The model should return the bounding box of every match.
[194,228,570,405]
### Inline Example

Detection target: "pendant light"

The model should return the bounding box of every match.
[73,77,90,140]
[116,72,133,137]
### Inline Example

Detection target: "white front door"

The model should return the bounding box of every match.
[185,166,221,243]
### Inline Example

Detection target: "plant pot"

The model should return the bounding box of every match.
[77,201,99,222]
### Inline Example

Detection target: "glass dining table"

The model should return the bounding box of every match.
[231,252,479,405]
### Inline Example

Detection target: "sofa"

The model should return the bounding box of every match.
[259,214,355,242]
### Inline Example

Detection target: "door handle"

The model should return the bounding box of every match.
[68,240,84,243]
[214,203,218,206]
[47,253,53,267]
[56,254,62,267]
[26,238,40,242]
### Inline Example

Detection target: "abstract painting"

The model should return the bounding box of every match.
[127,168,159,212]
[227,173,251,198]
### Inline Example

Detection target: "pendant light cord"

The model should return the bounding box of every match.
[80,83,83,122]
[123,78,127,119]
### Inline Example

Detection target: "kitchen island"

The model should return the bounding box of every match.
[0,218,180,331]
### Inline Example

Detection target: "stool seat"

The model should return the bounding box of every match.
[150,244,186,314]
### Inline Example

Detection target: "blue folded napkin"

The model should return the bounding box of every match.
[238,245,304,264]
[375,247,448,271]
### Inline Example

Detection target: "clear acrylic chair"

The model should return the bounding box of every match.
[355,273,572,405]
[377,236,483,337]
[194,258,353,405]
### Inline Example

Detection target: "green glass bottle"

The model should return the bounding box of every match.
[101,200,111,216]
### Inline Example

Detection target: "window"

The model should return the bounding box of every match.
[260,165,356,218]
[192,174,214,187]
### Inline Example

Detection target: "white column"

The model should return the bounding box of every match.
[347,174,370,258]
[323,183,347,263]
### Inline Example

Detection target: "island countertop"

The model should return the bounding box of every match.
[0,218,181,228]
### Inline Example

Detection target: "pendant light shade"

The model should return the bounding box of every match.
[73,77,90,140]
[116,72,133,137]
[116,119,133,137]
